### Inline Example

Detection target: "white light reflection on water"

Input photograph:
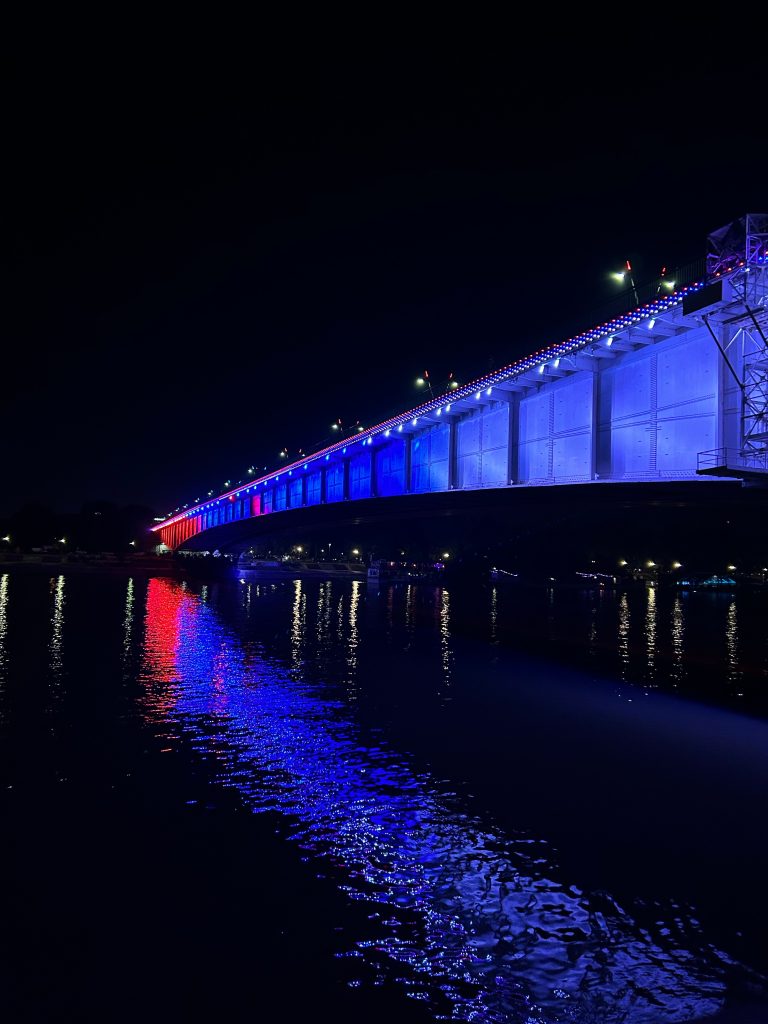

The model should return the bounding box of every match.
[316,581,331,647]
[122,578,135,676]
[645,585,657,684]
[0,574,8,715]
[138,578,750,1023]
[618,593,630,680]
[726,600,741,690]
[291,580,305,672]
[670,595,685,687]
[438,588,453,698]
[346,580,361,697]
[48,575,66,697]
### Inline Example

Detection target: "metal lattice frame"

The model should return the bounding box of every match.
[706,214,768,463]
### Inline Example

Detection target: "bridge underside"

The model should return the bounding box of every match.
[175,479,757,556]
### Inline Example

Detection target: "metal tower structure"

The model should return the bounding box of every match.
[699,213,768,473]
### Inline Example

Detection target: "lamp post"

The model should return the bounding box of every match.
[612,259,639,306]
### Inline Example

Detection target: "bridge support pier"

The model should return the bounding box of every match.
[448,419,457,488]
[506,397,519,484]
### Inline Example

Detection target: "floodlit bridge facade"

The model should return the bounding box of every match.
[154,215,768,551]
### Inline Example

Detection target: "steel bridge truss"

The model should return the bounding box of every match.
[701,214,768,473]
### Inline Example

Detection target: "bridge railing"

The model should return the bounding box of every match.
[697,447,768,475]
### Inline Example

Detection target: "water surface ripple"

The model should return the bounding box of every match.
[138,578,759,1022]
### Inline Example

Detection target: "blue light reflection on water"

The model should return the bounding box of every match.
[138,578,752,1023]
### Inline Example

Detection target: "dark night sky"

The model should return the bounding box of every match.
[5,42,765,517]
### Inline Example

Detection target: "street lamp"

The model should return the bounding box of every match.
[415,371,434,399]
[612,259,639,305]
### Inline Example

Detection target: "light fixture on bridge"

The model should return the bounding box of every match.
[647,318,656,330]
[398,424,403,431]
[385,429,391,436]
[538,364,545,374]
[486,387,492,395]
[606,336,614,347]
[412,418,418,426]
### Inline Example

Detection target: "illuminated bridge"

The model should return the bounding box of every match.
[154,214,768,551]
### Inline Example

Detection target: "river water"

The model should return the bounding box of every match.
[1,570,767,1022]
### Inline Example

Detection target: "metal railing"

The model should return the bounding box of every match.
[697,447,768,474]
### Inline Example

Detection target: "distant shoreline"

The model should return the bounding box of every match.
[0,557,183,576]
